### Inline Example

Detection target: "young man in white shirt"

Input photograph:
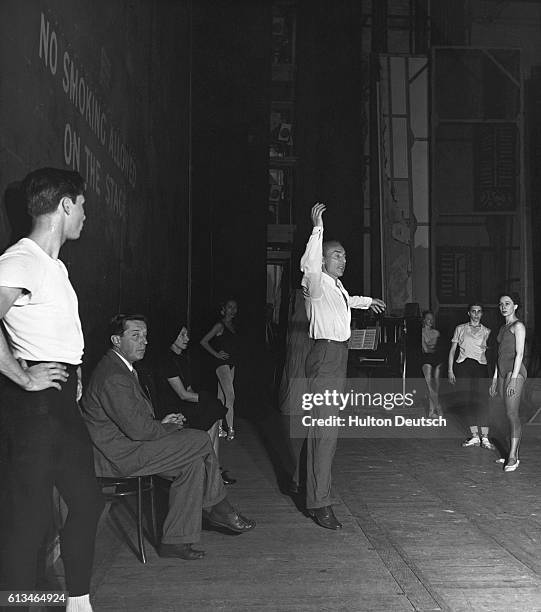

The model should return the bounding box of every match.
[0,168,104,612]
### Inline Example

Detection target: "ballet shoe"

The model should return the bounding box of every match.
[504,458,520,472]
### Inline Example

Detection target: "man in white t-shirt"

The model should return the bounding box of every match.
[0,168,104,612]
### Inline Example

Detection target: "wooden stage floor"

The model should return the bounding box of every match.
[87,414,541,612]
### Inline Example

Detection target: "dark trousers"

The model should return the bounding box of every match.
[304,340,348,509]
[455,358,489,427]
[126,428,226,544]
[0,368,104,595]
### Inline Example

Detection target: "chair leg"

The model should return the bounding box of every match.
[149,476,158,546]
[136,477,147,564]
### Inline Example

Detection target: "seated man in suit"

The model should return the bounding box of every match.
[81,314,255,560]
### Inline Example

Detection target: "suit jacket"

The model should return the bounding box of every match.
[81,349,179,476]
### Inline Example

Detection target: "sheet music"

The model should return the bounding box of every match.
[348,327,378,350]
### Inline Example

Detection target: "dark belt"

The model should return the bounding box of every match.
[314,339,349,346]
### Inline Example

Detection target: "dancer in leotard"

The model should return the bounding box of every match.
[200,299,240,440]
[420,311,443,417]
[489,293,526,472]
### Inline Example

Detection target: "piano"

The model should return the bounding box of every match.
[347,312,406,378]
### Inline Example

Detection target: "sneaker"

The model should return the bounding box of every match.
[462,435,480,447]
[481,437,495,450]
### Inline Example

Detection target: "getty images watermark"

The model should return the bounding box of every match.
[301,388,446,428]
[286,378,456,438]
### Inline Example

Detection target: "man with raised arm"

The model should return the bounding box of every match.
[0,168,104,612]
[300,202,386,529]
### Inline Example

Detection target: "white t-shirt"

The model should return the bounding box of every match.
[0,238,84,364]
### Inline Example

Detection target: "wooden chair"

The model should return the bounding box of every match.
[97,475,157,564]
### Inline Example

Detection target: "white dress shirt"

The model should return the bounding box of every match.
[300,226,372,341]
[112,349,134,372]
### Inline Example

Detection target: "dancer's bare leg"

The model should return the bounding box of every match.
[422,364,437,416]
[503,373,525,464]
[217,365,235,434]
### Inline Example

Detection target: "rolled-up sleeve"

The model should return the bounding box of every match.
[0,249,41,303]
[451,326,463,344]
[348,295,372,309]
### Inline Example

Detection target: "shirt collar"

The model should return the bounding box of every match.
[322,272,343,288]
[112,349,134,372]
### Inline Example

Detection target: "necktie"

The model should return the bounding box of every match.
[133,369,154,416]
[336,280,349,310]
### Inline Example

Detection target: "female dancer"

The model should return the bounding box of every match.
[490,293,527,472]
[421,310,443,417]
[448,303,494,449]
[200,299,239,440]
[157,325,235,484]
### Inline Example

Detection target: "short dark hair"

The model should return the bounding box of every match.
[109,313,148,337]
[498,292,521,309]
[22,167,85,217]
[422,310,434,318]
[467,302,483,311]
[169,323,188,346]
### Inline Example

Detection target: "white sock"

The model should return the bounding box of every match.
[66,594,93,612]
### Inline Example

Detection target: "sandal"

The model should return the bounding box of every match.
[226,427,235,441]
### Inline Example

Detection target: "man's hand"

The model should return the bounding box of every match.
[161,413,186,428]
[369,298,386,314]
[76,366,83,402]
[311,202,326,227]
[19,359,68,392]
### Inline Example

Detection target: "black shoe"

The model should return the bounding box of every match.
[158,543,205,560]
[308,506,342,530]
[221,469,237,485]
[203,508,256,533]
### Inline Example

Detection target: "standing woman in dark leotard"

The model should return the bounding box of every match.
[420,311,444,417]
[200,299,240,440]
[489,293,527,472]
